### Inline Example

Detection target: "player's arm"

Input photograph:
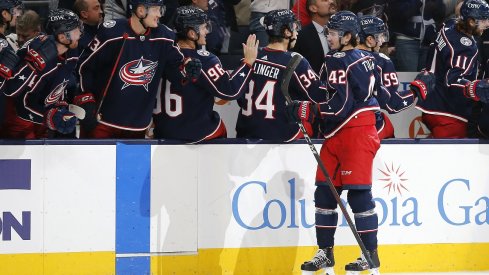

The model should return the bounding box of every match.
[199,35,257,100]
[375,63,416,113]
[443,46,487,101]
[290,57,329,103]
[3,35,58,97]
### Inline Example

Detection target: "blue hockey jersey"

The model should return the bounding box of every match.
[79,19,185,131]
[416,24,478,122]
[2,37,78,125]
[318,49,380,138]
[153,48,253,142]
[235,48,328,142]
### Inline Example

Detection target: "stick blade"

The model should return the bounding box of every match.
[69,104,86,120]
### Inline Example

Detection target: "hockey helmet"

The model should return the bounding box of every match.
[129,0,165,11]
[45,9,82,35]
[326,11,360,37]
[174,6,211,35]
[460,0,489,21]
[0,0,23,11]
[263,9,301,37]
[358,15,389,44]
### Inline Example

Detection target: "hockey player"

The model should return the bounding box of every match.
[235,9,328,142]
[416,0,489,138]
[77,0,202,138]
[153,6,257,142]
[287,11,381,274]
[0,0,23,131]
[1,9,82,138]
[357,15,434,139]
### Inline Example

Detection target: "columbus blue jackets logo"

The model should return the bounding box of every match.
[119,57,158,91]
[44,79,68,106]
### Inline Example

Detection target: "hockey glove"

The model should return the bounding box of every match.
[285,100,320,124]
[45,103,77,134]
[73,92,98,132]
[20,35,58,72]
[181,57,202,84]
[464,79,489,104]
[410,71,435,101]
[0,41,20,79]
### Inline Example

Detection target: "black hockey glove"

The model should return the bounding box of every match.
[181,57,202,84]
[73,92,98,132]
[410,71,435,101]
[464,79,489,104]
[285,100,320,124]
[0,40,20,79]
[45,102,77,134]
[19,35,58,72]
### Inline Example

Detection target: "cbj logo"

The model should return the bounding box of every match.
[0,160,31,241]
[119,56,158,92]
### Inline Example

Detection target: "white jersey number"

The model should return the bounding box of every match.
[241,80,276,119]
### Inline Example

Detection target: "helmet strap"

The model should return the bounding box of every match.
[136,5,149,29]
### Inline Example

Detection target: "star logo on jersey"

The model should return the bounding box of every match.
[261,55,268,61]
[119,56,158,92]
[18,75,26,81]
[377,162,409,196]
[44,79,68,106]
[239,72,245,77]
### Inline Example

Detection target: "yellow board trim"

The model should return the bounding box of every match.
[0,251,114,275]
[150,244,489,275]
[1,244,488,274]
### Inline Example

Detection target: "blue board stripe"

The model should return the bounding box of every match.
[116,143,151,275]
[0,159,31,190]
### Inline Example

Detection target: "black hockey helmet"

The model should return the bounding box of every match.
[174,6,211,36]
[45,9,82,35]
[358,15,389,44]
[326,10,360,37]
[129,0,165,11]
[0,0,23,11]
[460,0,489,21]
[263,9,301,37]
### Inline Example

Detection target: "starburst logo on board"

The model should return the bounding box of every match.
[377,162,409,196]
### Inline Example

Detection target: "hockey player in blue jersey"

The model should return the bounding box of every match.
[1,9,82,138]
[0,0,23,131]
[235,9,328,142]
[77,0,202,138]
[287,11,382,274]
[416,0,489,138]
[357,15,434,139]
[153,6,258,142]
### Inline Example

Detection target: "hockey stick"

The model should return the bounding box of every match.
[96,33,129,120]
[280,54,375,269]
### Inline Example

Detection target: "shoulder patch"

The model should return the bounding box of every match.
[378,52,390,60]
[103,20,116,28]
[333,52,346,58]
[197,49,210,56]
[460,37,472,46]
[0,38,8,50]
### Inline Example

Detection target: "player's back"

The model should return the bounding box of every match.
[236,48,309,141]
[417,24,478,120]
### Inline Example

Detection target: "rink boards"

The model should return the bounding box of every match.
[0,140,488,274]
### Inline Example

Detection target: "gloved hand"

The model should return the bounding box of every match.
[410,70,435,100]
[0,40,20,79]
[45,103,77,134]
[20,35,58,72]
[285,100,319,123]
[465,79,489,104]
[73,92,98,132]
[181,57,202,84]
